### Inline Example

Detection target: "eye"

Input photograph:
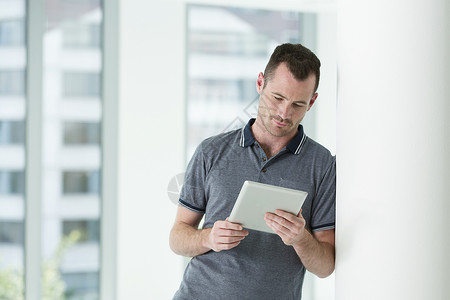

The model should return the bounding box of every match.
[274,96,283,101]
[293,103,306,108]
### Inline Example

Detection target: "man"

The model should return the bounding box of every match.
[170,43,336,299]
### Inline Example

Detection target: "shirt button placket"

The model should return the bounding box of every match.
[256,143,268,173]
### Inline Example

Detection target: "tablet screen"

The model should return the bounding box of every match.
[228,181,308,234]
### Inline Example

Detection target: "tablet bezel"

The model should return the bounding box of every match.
[228,180,308,234]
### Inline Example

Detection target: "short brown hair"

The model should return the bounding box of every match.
[263,43,321,93]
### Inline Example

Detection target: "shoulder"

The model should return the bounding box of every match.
[188,128,242,174]
[302,137,336,167]
[198,128,242,155]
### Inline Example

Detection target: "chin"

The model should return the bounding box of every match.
[269,126,294,137]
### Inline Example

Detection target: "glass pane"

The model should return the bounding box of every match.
[0,19,25,46]
[186,5,332,299]
[0,170,25,195]
[0,120,25,144]
[62,220,99,242]
[62,272,99,298]
[0,221,24,244]
[63,171,100,195]
[62,22,101,49]
[43,0,102,298]
[0,70,25,95]
[186,5,317,158]
[0,0,26,298]
[63,122,100,145]
[63,72,101,98]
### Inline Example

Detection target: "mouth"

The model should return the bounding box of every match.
[272,119,288,127]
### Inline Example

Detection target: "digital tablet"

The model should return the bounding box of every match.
[228,181,308,234]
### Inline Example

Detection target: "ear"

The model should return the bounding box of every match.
[307,93,318,111]
[256,72,264,95]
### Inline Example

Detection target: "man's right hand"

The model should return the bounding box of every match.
[203,218,249,252]
[170,207,249,257]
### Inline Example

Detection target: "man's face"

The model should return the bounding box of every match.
[255,63,318,138]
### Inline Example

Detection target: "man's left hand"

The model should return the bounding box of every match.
[264,209,306,246]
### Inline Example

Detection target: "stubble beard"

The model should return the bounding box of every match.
[257,109,297,138]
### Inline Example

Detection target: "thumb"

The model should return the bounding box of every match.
[297,208,303,218]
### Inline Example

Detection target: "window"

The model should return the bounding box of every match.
[62,0,100,3]
[0,1,26,298]
[185,5,336,300]
[62,220,99,242]
[64,122,101,145]
[0,20,25,46]
[0,0,112,298]
[62,171,100,195]
[0,121,25,144]
[63,72,101,98]
[186,4,316,157]
[0,70,25,96]
[0,170,24,195]
[189,32,269,56]
[0,221,24,244]
[43,0,103,298]
[62,272,99,299]
[63,22,101,49]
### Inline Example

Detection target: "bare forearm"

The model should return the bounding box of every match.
[293,230,335,278]
[170,218,249,257]
[169,222,212,257]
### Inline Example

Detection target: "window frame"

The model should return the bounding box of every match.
[25,0,118,299]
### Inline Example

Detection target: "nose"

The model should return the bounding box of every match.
[277,101,290,120]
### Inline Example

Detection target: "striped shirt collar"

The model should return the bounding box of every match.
[240,118,307,155]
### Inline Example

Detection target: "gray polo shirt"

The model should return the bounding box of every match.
[174,119,335,300]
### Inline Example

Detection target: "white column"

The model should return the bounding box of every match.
[116,0,185,299]
[336,1,450,299]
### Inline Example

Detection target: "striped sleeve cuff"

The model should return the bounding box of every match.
[179,199,205,214]
[311,222,335,232]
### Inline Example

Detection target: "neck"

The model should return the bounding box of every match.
[251,118,297,159]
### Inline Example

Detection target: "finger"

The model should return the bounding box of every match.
[216,235,247,244]
[265,217,292,236]
[274,209,298,221]
[266,220,289,241]
[274,210,306,226]
[212,234,247,252]
[265,213,303,238]
[215,228,249,238]
[217,241,241,251]
[265,212,294,228]
[217,220,244,231]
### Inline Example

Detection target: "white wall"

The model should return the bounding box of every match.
[336,0,450,299]
[315,12,337,155]
[117,1,186,298]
